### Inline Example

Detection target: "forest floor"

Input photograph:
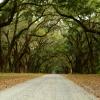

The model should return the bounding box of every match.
[0,73,42,90]
[67,74,100,99]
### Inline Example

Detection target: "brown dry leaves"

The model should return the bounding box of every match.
[67,74,100,98]
[0,73,42,90]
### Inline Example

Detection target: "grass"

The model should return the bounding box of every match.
[66,74,100,98]
[0,73,43,90]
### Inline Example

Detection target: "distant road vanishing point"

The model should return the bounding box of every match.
[0,74,98,100]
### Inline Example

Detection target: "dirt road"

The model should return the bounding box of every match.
[0,74,98,100]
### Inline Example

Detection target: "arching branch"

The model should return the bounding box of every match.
[53,6,100,35]
[0,0,17,28]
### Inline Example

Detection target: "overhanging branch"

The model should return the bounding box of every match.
[0,0,17,28]
[53,6,100,35]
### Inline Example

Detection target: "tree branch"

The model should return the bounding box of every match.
[53,6,100,35]
[0,0,17,28]
[0,0,9,9]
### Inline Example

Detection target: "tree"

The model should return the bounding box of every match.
[0,0,100,73]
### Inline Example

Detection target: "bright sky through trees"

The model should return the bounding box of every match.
[0,0,4,3]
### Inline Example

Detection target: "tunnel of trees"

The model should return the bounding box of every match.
[0,0,100,73]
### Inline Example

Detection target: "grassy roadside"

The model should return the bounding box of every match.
[0,73,43,90]
[66,74,100,98]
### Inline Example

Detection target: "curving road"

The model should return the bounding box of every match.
[0,74,98,100]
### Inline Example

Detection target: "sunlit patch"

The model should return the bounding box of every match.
[0,0,4,3]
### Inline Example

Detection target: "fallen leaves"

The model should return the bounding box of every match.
[0,73,42,90]
[67,74,100,99]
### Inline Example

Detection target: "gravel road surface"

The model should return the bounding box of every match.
[0,74,98,100]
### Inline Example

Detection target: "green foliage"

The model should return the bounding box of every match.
[0,0,100,73]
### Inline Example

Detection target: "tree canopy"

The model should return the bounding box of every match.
[0,0,100,73]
